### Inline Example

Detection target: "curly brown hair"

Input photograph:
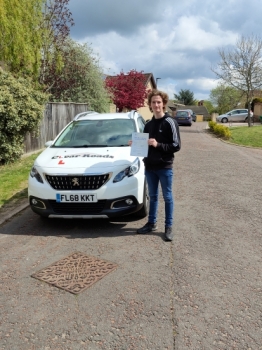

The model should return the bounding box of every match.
[147,89,169,112]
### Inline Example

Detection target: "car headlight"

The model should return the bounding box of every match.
[30,166,44,183]
[113,157,140,183]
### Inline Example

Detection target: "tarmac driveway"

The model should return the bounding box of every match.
[0,122,261,349]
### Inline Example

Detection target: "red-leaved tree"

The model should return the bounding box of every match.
[105,70,149,112]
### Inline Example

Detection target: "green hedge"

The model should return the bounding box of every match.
[208,121,231,139]
[0,70,48,164]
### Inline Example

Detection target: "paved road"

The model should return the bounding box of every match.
[0,122,261,349]
[173,123,262,349]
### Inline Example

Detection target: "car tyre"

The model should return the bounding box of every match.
[221,117,228,123]
[135,179,149,218]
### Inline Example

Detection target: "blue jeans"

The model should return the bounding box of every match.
[145,168,174,227]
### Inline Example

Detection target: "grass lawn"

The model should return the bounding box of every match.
[0,152,41,208]
[229,125,262,148]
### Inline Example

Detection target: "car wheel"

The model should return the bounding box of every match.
[135,179,149,218]
[221,117,228,123]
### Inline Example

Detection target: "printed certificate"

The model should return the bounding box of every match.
[130,132,149,157]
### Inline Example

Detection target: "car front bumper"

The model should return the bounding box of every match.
[28,169,145,218]
[176,121,192,126]
[29,195,143,218]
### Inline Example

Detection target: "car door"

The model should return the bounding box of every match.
[239,109,248,121]
[229,110,239,122]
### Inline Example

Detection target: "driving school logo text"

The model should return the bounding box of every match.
[52,153,114,159]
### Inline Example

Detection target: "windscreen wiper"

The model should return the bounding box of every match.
[73,145,92,148]
[73,144,109,148]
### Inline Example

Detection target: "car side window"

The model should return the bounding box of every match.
[137,117,146,133]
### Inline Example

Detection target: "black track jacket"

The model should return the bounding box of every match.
[143,113,181,170]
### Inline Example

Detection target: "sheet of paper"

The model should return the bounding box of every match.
[130,132,149,157]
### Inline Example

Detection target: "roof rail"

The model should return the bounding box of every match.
[73,111,99,121]
[128,110,137,119]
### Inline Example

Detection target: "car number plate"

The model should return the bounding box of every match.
[56,193,97,203]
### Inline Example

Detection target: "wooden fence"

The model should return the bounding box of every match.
[24,102,89,154]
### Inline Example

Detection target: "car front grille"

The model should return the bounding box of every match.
[49,200,107,214]
[45,174,110,190]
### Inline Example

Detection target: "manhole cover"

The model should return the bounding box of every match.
[31,252,117,294]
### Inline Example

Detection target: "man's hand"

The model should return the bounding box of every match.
[148,138,157,147]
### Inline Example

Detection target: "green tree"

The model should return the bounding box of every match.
[0,0,43,76]
[0,0,74,82]
[212,34,262,126]
[203,100,215,114]
[44,39,110,112]
[209,84,243,115]
[174,89,196,105]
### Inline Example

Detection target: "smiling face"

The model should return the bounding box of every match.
[150,95,165,117]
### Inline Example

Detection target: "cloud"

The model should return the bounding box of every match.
[69,0,171,38]
[68,0,262,101]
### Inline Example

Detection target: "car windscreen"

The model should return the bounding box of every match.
[176,111,188,117]
[53,119,136,147]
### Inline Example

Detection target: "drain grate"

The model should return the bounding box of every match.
[31,252,117,294]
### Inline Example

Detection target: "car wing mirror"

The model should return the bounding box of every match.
[45,140,54,147]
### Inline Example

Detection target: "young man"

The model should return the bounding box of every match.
[137,89,181,241]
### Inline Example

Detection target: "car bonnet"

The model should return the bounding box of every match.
[34,147,136,171]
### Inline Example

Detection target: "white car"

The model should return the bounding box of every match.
[216,109,253,123]
[28,111,149,219]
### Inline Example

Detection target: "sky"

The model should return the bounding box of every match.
[68,0,261,101]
